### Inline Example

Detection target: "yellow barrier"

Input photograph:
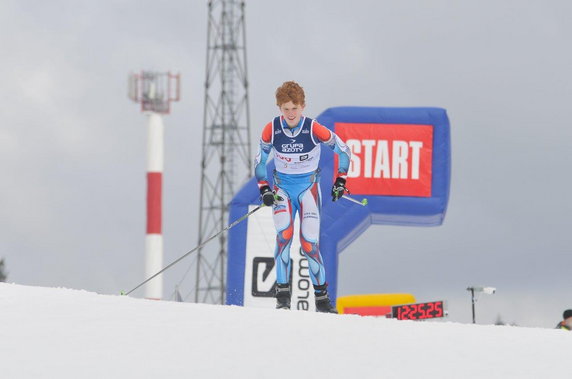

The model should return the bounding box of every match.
[337,293,416,316]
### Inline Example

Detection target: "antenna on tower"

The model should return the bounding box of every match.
[128,70,180,299]
[189,0,252,304]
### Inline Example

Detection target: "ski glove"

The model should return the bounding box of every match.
[260,185,275,206]
[331,177,348,201]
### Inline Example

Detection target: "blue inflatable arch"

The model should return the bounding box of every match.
[227,107,450,307]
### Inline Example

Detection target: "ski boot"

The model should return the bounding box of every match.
[275,283,291,310]
[314,283,338,314]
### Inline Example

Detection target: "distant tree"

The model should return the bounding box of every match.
[0,258,7,282]
[495,314,506,325]
[495,314,518,327]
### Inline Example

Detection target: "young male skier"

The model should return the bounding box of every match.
[254,81,351,313]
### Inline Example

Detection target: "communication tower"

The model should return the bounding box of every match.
[194,0,251,304]
[128,71,180,299]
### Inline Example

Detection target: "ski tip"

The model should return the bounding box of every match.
[120,290,126,296]
[361,198,368,206]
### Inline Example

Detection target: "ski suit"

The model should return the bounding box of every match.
[555,321,571,331]
[254,116,351,286]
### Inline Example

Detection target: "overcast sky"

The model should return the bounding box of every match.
[1,0,570,328]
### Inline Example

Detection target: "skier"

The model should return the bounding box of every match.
[254,81,351,313]
[555,309,572,331]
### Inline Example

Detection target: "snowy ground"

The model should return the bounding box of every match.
[1,283,570,379]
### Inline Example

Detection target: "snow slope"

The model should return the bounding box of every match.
[1,283,570,379]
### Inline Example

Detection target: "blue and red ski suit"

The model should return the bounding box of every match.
[254,116,351,286]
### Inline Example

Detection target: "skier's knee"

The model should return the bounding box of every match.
[277,225,294,243]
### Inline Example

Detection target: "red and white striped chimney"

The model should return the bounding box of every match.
[145,112,164,300]
[128,71,180,300]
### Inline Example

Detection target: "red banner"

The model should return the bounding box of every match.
[335,123,433,197]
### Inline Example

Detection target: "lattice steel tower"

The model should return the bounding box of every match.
[195,0,251,304]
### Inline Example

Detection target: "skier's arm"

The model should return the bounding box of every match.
[254,122,273,188]
[313,122,351,177]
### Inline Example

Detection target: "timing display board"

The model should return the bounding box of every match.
[391,301,446,320]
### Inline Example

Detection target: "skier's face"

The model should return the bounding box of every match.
[279,101,305,128]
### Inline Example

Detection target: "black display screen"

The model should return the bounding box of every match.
[391,301,446,320]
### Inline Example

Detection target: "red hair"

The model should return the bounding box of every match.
[275,81,305,106]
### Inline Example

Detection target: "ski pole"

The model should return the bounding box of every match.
[122,203,265,296]
[341,195,368,206]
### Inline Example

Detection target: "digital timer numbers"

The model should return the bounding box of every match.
[391,301,445,320]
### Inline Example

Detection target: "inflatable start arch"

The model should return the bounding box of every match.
[226,107,451,310]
